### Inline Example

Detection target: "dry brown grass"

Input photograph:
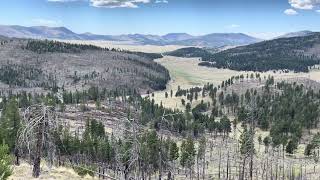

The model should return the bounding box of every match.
[150,56,320,110]
[58,40,187,53]
[9,162,96,180]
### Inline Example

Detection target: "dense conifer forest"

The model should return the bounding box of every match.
[202,33,320,72]
[166,47,211,58]
[168,33,320,72]
[25,39,163,60]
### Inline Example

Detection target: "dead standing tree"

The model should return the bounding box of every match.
[158,111,184,180]
[17,104,59,178]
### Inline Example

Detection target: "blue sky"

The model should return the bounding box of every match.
[0,0,320,39]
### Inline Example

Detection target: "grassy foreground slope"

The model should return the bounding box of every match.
[10,162,96,180]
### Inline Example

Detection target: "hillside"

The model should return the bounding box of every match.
[162,33,195,42]
[276,30,315,39]
[166,46,236,58]
[0,38,169,94]
[165,47,212,58]
[0,25,84,40]
[0,25,261,47]
[174,33,260,47]
[199,33,320,72]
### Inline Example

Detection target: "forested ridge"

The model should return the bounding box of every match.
[0,38,169,93]
[167,33,320,72]
[201,33,320,72]
[25,39,163,60]
[166,47,212,58]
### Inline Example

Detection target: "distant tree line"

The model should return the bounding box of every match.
[24,39,163,60]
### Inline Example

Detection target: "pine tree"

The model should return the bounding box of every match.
[286,139,298,154]
[220,115,231,138]
[0,98,21,151]
[169,141,179,161]
[197,137,206,179]
[181,99,186,106]
[0,143,12,180]
[263,136,270,153]
[180,137,196,179]
[186,103,191,112]
[240,125,255,155]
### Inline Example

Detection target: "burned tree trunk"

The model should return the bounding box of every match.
[32,115,44,178]
[14,148,20,166]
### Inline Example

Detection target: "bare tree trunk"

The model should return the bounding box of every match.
[249,154,253,180]
[241,157,246,180]
[275,158,278,180]
[159,137,162,180]
[197,157,200,180]
[32,115,44,178]
[202,151,205,180]
[270,161,273,180]
[14,148,20,166]
[227,151,229,180]
[282,147,285,180]
[218,147,221,179]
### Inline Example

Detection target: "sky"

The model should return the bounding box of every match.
[0,0,320,39]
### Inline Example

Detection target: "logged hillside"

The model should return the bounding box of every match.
[199,33,320,72]
[0,38,169,94]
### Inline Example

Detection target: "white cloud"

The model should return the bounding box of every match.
[316,9,320,12]
[89,0,150,8]
[226,24,240,29]
[32,18,62,26]
[48,0,165,8]
[288,0,320,10]
[155,0,168,3]
[47,0,169,8]
[284,8,298,15]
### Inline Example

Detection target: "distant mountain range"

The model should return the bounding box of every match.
[0,25,261,47]
[276,30,315,39]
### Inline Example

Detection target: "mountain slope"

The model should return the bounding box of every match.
[175,33,260,47]
[0,25,84,39]
[162,33,195,42]
[277,30,315,39]
[166,47,212,58]
[199,33,320,72]
[0,38,169,93]
[0,25,261,47]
